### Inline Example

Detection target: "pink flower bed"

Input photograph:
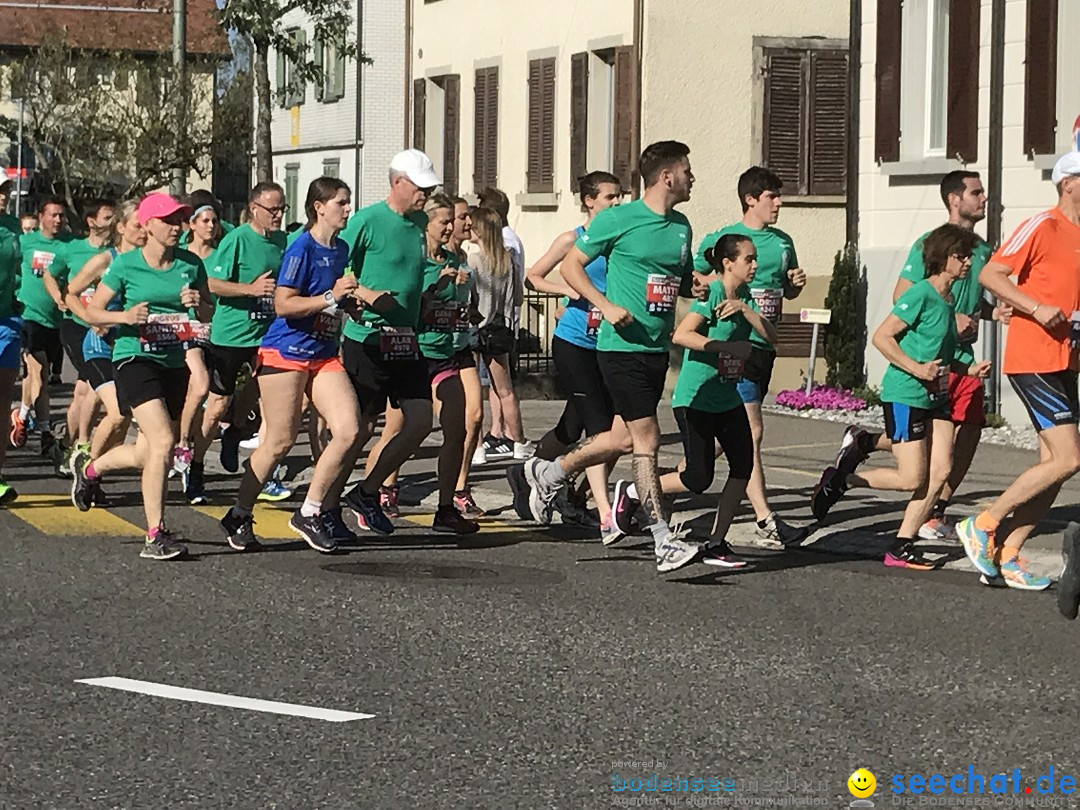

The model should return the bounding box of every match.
[774,386,868,412]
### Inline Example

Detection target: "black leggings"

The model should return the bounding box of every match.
[551,336,614,445]
[674,405,754,493]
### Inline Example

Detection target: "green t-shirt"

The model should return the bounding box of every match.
[17,231,71,328]
[880,280,958,409]
[207,224,287,348]
[695,222,798,351]
[51,238,109,328]
[577,199,694,354]
[0,224,19,320]
[672,282,756,413]
[899,230,992,366]
[101,248,208,368]
[418,250,470,360]
[0,214,19,234]
[339,201,428,345]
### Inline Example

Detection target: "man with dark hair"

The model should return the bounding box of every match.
[512,140,708,573]
[692,165,807,548]
[834,170,1009,549]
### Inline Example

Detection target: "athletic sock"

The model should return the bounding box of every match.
[756,512,775,530]
[536,458,569,490]
[648,520,671,550]
[301,498,322,518]
[229,505,253,519]
[857,431,880,455]
[147,525,162,541]
[85,461,99,480]
[974,512,999,533]
[626,482,639,500]
[932,499,949,520]
[17,404,29,420]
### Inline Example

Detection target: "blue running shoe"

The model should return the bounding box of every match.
[257,477,292,502]
[344,484,394,535]
[956,516,998,577]
[999,556,1051,591]
[323,507,360,544]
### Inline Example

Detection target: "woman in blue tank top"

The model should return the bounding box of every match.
[519,171,623,537]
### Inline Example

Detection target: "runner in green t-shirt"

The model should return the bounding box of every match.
[811,224,991,570]
[194,183,288,478]
[339,149,442,535]
[691,167,808,548]
[73,193,212,562]
[13,197,70,459]
[515,141,708,574]
[831,170,1011,553]
[0,216,22,505]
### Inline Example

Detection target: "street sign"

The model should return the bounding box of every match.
[800,308,832,324]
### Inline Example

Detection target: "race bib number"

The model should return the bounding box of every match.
[250,295,276,321]
[187,321,211,344]
[930,365,950,397]
[422,300,470,333]
[751,288,783,323]
[31,250,55,278]
[717,352,746,382]
[645,274,679,315]
[139,313,192,352]
[79,285,97,308]
[1071,311,1080,349]
[380,326,419,361]
[585,307,603,337]
[312,310,344,342]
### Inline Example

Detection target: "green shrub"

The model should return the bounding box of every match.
[985,412,1007,429]
[851,385,882,407]
[824,245,866,390]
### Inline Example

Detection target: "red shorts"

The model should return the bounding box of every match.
[256,348,346,376]
[947,371,985,426]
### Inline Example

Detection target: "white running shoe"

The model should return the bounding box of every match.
[655,528,700,573]
[471,444,488,466]
[513,440,535,460]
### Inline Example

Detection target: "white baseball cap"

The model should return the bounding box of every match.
[390,149,441,189]
[1051,152,1080,185]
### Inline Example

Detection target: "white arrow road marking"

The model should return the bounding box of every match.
[76,677,374,722]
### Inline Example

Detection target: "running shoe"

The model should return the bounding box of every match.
[1059,522,1080,619]
[379,485,400,518]
[432,505,480,535]
[220,508,260,552]
[834,425,872,474]
[810,466,847,521]
[0,476,18,507]
[185,461,208,505]
[289,510,337,553]
[552,485,600,528]
[611,479,639,537]
[258,477,292,502]
[344,485,395,535]
[513,440,535,460]
[70,457,96,512]
[752,512,806,549]
[522,457,560,525]
[453,488,485,519]
[324,507,360,544]
[701,539,748,569]
[239,435,261,451]
[486,438,514,460]
[140,529,188,560]
[8,409,26,448]
[69,446,90,480]
[471,444,488,466]
[955,516,998,578]
[600,512,625,546]
[883,541,938,570]
[172,445,193,476]
[999,555,1051,591]
[918,516,957,542]
[979,573,1008,588]
[655,528,700,573]
[506,464,532,521]
[219,425,241,473]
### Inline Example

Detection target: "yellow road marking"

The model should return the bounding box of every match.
[763,442,837,452]
[8,494,144,536]
[402,513,540,536]
[194,504,296,538]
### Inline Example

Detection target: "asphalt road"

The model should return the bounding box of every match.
[2,398,1080,809]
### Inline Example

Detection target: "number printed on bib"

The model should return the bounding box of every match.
[585,306,603,337]
[139,312,192,352]
[645,274,679,314]
[751,288,783,322]
[312,310,344,342]
[379,326,419,361]
[717,352,746,382]
[422,301,470,333]
[931,365,950,397]
[250,295,276,321]
[31,250,55,278]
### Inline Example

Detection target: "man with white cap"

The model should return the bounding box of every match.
[334,148,441,536]
[955,152,1080,592]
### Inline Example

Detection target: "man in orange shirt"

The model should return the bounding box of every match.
[957,153,1080,594]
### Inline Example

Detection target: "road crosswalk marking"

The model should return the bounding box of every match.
[193,504,297,539]
[7,494,144,537]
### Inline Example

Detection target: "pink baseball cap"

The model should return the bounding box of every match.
[137,193,193,226]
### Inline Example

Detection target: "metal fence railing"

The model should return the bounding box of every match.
[516,290,561,377]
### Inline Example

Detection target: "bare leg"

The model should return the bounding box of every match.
[235,372,305,512]
[457,365,484,490]
[363,404,403,487]
[89,384,130,459]
[433,375,466,505]
[742,403,772,522]
[180,347,210,448]
[486,353,525,443]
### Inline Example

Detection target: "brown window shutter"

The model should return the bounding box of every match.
[570,52,589,192]
[413,78,426,151]
[808,49,849,195]
[473,67,499,191]
[442,74,460,197]
[875,0,902,163]
[612,45,636,192]
[946,0,980,163]
[1024,0,1058,155]
[763,49,807,194]
[525,57,556,194]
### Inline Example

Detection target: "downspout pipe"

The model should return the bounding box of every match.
[846,0,860,248]
[985,0,1006,415]
[354,0,363,199]
[632,0,643,196]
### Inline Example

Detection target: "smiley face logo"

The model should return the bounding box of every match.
[848,769,876,798]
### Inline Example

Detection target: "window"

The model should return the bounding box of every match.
[1025,0,1059,155]
[473,66,499,191]
[924,0,949,155]
[322,159,339,178]
[569,46,635,192]
[526,57,556,193]
[413,75,461,196]
[276,29,307,108]
[284,164,299,218]
[757,40,849,196]
[314,36,346,103]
